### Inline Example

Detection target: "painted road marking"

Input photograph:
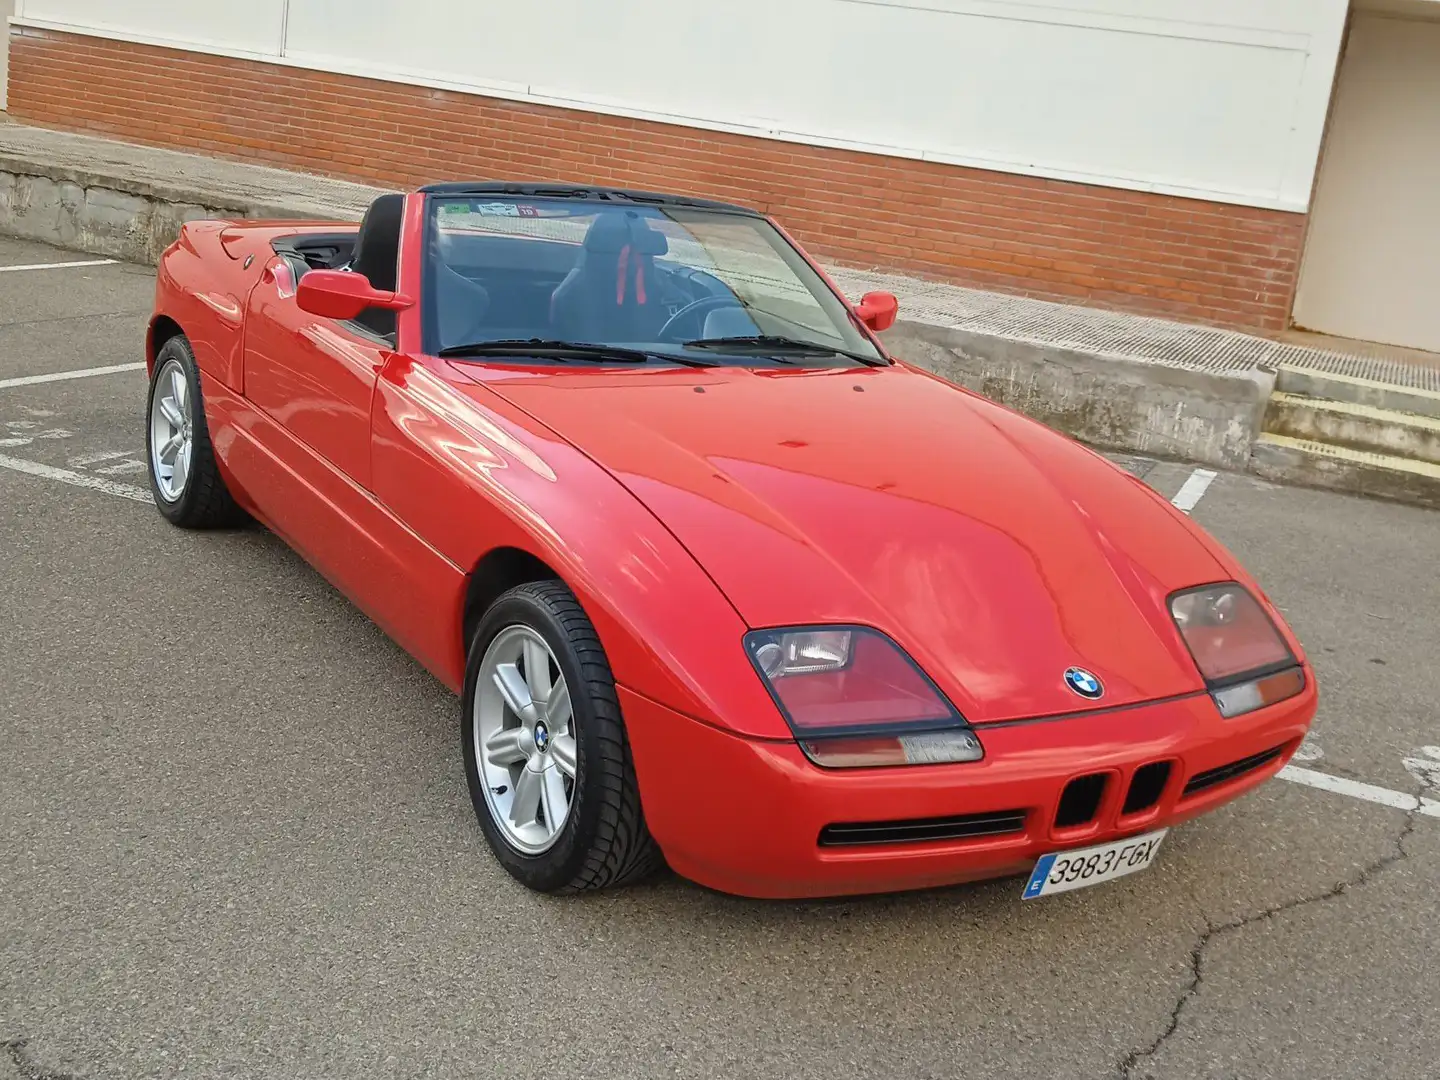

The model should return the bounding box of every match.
[0,259,117,273]
[1280,765,1440,820]
[1401,746,1440,791]
[95,459,145,476]
[0,362,147,390]
[0,452,150,502]
[1171,468,1218,513]
[68,449,132,467]
[0,428,74,447]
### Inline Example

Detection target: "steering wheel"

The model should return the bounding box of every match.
[657,294,748,342]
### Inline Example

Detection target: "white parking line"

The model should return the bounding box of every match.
[0,362,147,390]
[0,452,150,502]
[0,259,117,273]
[1171,468,1218,513]
[1280,765,1440,820]
[68,449,132,466]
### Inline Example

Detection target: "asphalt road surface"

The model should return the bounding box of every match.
[2,237,1437,1080]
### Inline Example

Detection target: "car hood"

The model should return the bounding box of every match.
[453,361,1226,723]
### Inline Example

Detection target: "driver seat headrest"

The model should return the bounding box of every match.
[581,213,669,257]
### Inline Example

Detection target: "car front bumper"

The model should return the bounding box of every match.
[620,676,1318,900]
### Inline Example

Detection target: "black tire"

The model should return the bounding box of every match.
[461,580,665,893]
[144,335,248,529]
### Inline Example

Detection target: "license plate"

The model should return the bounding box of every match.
[1021,829,1168,900]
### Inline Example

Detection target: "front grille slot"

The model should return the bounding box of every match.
[1183,744,1287,797]
[818,810,1027,847]
[1123,762,1172,815]
[1054,773,1108,828]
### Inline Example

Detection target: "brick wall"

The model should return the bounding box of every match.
[7,25,1308,331]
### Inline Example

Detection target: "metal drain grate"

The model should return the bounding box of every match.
[1268,343,1440,392]
[828,265,1440,393]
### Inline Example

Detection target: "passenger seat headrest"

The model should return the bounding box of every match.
[351,192,405,293]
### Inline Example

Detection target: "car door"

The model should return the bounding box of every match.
[241,256,393,490]
[230,195,468,688]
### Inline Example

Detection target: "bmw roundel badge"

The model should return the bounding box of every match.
[1064,667,1104,700]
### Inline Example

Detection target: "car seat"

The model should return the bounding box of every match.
[348,193,405,340]
[346,193,491,346]
[549,213,670,341]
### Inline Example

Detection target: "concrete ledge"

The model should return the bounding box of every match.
[0,162,363,265]
[1252,435,1440,512]
[1265,392,1440,466]
[1276,365,1440,422]
[882,320,1273,471]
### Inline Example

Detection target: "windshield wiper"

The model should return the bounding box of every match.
[681,335,886,367]
[439,338,648,361]
[438,338,718,368]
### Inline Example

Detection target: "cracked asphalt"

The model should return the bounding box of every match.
[1,237,1438,1080]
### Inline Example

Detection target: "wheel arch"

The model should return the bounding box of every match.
[147,314,186,377]
[461,546,563,651]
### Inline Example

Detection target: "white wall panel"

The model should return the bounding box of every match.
[14,0,1350,210]
[15,0,286,57]
[1293,13,1440,351]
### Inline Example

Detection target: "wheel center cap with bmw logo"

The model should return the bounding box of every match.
[533,722,550,753]
[1064,667,1104,699]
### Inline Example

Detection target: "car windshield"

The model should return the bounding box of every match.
[421,195,886,367]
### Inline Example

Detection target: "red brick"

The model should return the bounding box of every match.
[6,27,1306,331]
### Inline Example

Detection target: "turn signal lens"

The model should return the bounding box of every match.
[744,626,983,767]
[1212,667,1307,719]
[802,729,984,768]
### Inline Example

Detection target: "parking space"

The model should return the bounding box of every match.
[0,237,153,384]
[1,242,1438,1080]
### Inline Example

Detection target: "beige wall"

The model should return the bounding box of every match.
[1293,10,1440,351]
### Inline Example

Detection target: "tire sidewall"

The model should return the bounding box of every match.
[461,587,614,892]
[145,337,204,524]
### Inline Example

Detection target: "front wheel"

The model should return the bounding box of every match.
[144,335,247,528]
[461,580,664,893]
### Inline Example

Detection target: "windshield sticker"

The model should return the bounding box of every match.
[450,202,543,218]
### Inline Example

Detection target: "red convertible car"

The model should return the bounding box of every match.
[144,182,1317,900]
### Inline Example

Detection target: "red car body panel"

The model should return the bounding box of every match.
[623,679,1316,899]
[147,190,1318,899]
[454,360,1225,724]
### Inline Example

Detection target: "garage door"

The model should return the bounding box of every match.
[1292,11,1440,352]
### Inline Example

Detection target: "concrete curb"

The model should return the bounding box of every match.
[0,146,1271,475]
[881,320,1273,471]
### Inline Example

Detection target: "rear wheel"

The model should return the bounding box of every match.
[461,580,664,893]
[145,335,247,528]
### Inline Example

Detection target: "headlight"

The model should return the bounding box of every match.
[744,625,983,768]
[1169,583,1306,718]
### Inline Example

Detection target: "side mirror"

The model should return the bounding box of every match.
[296,269,413,321]
[855,291,899,333]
